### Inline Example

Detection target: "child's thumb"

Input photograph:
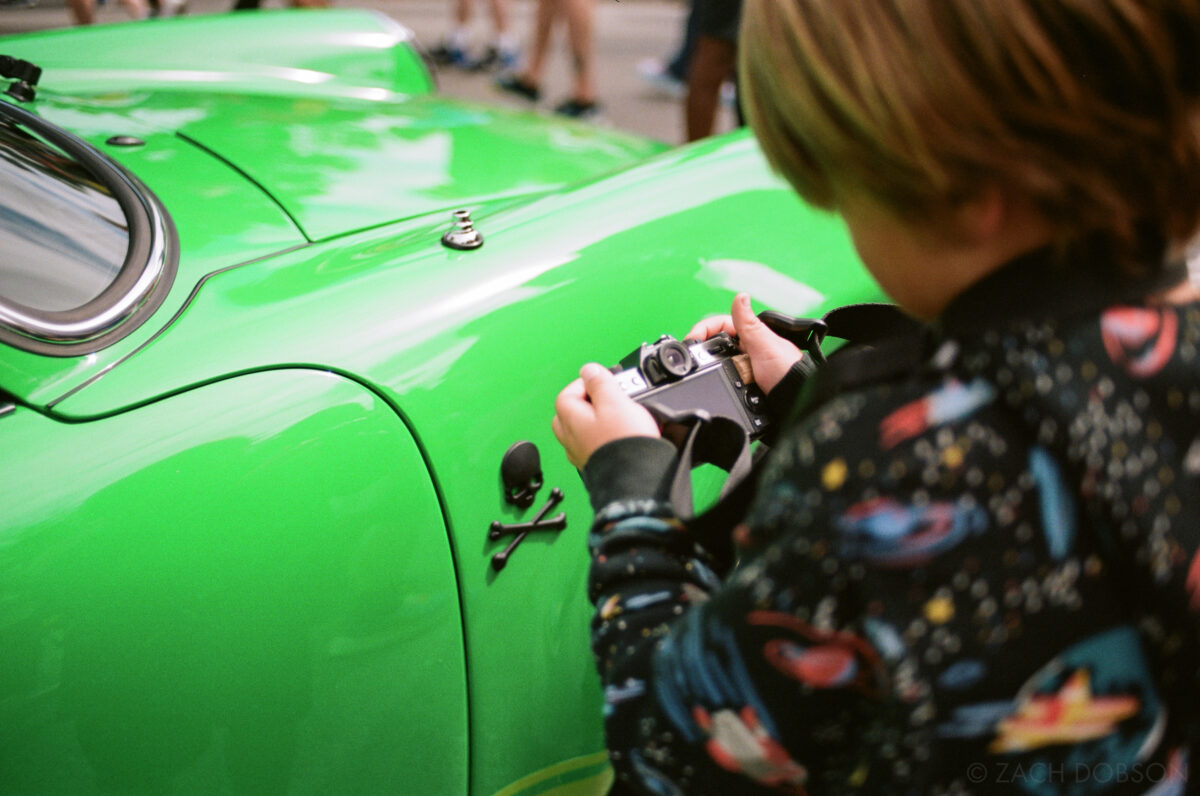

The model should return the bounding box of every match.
[730,293,773,354]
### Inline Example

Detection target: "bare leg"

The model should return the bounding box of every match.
[521,0,562,86]
[485,0,519,65]
[562,0,595,102]
[485,0,507,34]
[68,0,94,24]
[685,35,735,141]
[439,0,472,59]
[119,0,149,18]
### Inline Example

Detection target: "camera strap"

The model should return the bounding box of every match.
[642,404,755,523]
[680,252,1191,561]
[759,302,924,365]
[680,302,929,558]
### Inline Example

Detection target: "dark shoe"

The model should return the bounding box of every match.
[472,46,521,72]
[471,47,497,71]
[430,42,476,69]
[495,48,521,71]
[553,98,600,119]
[495,74,540,102]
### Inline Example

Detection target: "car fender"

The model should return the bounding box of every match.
[0,368,467,794]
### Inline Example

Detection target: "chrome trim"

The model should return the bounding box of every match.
[0,101,177,355]
[47,241,313,410]
[0,187,169,343]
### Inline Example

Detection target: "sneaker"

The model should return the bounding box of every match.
[496,47,521,72]
[473,47,497,71]
[553,98,600,119]
[429,42,475,69]
[495,74,541,102]
[472,46,521,72]
[720,81,738,108]
[636,57,685,99]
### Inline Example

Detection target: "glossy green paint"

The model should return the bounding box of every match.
[0,9,435,98]
[31,130,885,795]
[3,15,887,791]
[139,89,666,242]
[0,18,662,407]
[0,8,662,243]
[0,369,467,793]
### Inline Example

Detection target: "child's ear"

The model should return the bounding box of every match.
[946,185,1054,266]
[951,185,1007,245]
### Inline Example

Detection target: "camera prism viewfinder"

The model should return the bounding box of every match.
[611,333,770,439]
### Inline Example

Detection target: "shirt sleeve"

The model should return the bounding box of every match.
[582,381,970,794]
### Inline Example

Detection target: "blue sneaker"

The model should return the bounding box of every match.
[430,42,475,69]
[473,46,521,72]
[496,47,521,71]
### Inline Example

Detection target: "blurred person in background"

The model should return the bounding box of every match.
[496,0,599,119]
[685,0,741,141]
[68,0,148,24]
[430,0,521,71]
[231,0,327,11]
[638,0,739,141]
[635,0,697,100]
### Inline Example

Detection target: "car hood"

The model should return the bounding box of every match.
[39,131,884,418]
[2,9,666,242]
[26,88,664,246]
[163,90,665,242]
[0,9,674,409]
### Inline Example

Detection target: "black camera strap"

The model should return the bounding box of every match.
[678,251,1192,565]
[679,303,929,561]
[759,302,924,365]
[642,404,756,523]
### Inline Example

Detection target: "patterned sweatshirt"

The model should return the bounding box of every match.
[581,251,1199,794]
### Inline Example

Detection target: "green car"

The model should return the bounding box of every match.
[0,10,884,795]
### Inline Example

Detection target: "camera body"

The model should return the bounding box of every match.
[612,333,770,439]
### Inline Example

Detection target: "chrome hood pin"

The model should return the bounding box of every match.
[441,208,484,250]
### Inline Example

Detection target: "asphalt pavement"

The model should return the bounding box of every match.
[0,0,738,144]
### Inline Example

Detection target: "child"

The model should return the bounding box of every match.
[553,0,1200,792]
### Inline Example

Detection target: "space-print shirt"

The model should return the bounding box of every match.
[581,250,1199,794]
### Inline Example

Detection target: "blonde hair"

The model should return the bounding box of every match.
[740,0,1200,271]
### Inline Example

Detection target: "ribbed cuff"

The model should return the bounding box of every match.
[765,356,817,423]
[581,436,679,512]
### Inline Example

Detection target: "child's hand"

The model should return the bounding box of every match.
[686,293,803,393]
[552,363,661,469]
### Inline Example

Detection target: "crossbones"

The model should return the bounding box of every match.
[490,488,566,571]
